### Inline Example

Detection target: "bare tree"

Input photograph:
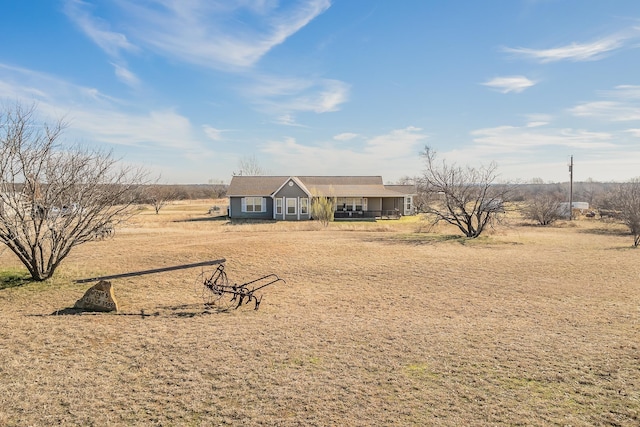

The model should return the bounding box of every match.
[521,191,565,225]
[395,175,416,185]
[419,147,510,238]
[0,102,148,281]
[235,154,267,176]
[610,178,640,247]
[146,185,179,214]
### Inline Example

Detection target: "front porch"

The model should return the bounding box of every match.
[332,195,409,220]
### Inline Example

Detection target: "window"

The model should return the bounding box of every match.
[286,198,296,215]
[300,198,309,215]
[335,197,364,212]
[243,197,264,212]
[405,196,412,212]
[275,198,283,215]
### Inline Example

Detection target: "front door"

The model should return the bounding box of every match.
[286,197,297,219]
[404,196,413,215]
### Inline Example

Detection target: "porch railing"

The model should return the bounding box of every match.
[333,210,401,219]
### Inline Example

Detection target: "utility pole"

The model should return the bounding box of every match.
[568,155,573,220]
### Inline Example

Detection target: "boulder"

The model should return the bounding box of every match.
[74,280,119,312]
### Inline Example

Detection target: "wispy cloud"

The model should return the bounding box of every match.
[601,84,640,99]
[112,62,140,87]
[470,124,615,152]
[364,126,425,157]
[72,108,204,151]
[202,125,224,141]
[0,63,208,155]
[482,76,536,93]
[525,113,553,126]
[262,127,425,178]
[333,132,359,141]
[436,121,624,181]
[0,65,50,100]
[313,80,350,113]
[570,101,640,121]
[65,0,341,116]
[70,0,331,70]
[0,62,120,114]
[64,0,137,57]
[245,75,350,117]
[526,121,548,128]
[570,85,640,121]
[502,31,635,63]
[64,0,141,87]
[275,114,305,127]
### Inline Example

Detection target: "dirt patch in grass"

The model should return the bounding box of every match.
[1,204,639,426]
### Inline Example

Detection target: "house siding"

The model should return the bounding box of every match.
[229,196,273,220]
[273,180,306,198]
[273,180,311,221]
[368,198,382,212]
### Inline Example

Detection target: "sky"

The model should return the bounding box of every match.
[2,0,640,184]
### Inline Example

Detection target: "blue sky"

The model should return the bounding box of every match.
[2,1,640,184]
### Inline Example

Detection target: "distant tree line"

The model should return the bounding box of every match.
[135,184,227,203]
[135,184,228,214]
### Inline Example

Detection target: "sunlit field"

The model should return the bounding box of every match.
[1,200,638,426]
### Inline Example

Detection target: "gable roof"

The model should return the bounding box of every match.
[272,176,312,197]
[228,176,417,198]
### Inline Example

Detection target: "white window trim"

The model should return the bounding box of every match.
[286,198,297,216]
[275,198,283,216]
[242,196,266,213]
[300,197,309,215]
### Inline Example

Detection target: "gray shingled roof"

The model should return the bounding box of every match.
[227,176,416,197]
[384,184,418,194]
[227,176,290,196]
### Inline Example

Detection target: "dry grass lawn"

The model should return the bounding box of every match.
[0,200,639,426]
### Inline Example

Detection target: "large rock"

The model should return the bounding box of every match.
[74,280,119,312]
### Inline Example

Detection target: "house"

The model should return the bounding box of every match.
[227,176,416,221]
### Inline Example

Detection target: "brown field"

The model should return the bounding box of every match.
[0,200,639,426]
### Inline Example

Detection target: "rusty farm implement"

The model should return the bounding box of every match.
[75,258,285,311]
[194,264,285,310]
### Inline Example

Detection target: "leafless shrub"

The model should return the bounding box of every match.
[0,102,149,281]
[609,178,640,247]
[521,192,565,225]
[419,146,512,238]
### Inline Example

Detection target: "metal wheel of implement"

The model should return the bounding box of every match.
[195,268,235,311]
